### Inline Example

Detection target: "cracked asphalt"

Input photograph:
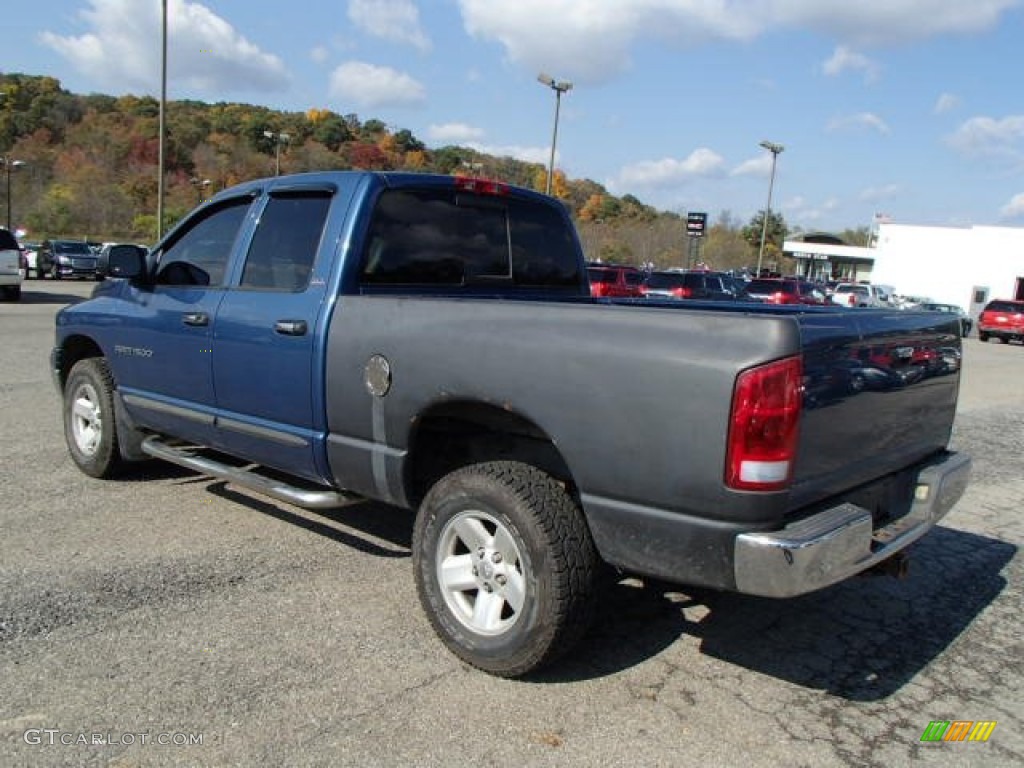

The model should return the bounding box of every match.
[1,281,1020,767]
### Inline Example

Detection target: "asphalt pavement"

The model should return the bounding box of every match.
[1,280,1021,767]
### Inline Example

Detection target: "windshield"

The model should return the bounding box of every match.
[54,242,94,255]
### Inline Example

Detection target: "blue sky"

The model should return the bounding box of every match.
[5,0,1024,232]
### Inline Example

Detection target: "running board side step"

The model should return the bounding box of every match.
[141,436,361,510]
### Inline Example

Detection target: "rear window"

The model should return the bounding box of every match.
[360,188,581,289]
[985,301,1024,313]
[588,268,615,283]
[645,273,685,289]
[623,270,644,286]
[747,279,789,293]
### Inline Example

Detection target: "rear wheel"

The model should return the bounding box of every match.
[999,337,1009,344]
[413,461,599,677]
[63,358,125,478]
[1,285,19,301]
[978,332,989,342]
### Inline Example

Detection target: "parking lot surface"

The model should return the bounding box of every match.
[1,281,1021,767]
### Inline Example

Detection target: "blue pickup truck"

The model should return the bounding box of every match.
[52,171,971,676]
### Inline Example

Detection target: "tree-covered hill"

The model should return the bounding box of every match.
[1,72,817,271]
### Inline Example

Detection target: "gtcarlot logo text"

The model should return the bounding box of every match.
[23,729,203,747]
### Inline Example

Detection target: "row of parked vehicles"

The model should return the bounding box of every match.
[584,263,991,338]
[0,229,151,301]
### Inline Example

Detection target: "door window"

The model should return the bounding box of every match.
[155,198,252,286]
[240,191,332,291]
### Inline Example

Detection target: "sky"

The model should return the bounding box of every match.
[4,0,1024,233]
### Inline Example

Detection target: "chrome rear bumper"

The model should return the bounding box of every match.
[734,451,971,597]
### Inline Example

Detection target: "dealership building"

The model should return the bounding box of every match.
[786,223,1024,317]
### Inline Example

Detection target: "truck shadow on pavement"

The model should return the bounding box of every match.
[205,483,413,558]
[16,288,90,305]
[544,526,1015,698]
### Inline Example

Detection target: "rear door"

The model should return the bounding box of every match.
[209,186,337,481]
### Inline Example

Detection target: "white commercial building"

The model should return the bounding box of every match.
[872,223,1024,317]
[787,223,1024,317]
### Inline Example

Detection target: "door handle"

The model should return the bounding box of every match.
[182,312,209,326]
[274,320,308,336]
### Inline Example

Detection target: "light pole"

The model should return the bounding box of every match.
[157,0,167,239]
[537,73,572,196]
[264,130,290,176]
[756,140,784,277]
[2,157,26,231]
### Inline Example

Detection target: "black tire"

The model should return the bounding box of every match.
[51,266,61,280]
[1,285,19,301]
[999,337,1009,344]
[413,461,599,677]
[978,332,989,342]
[63,358,124,478]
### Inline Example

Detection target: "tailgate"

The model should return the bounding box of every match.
[791,308,961,511]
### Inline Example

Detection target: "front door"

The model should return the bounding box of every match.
[113,197,254,444]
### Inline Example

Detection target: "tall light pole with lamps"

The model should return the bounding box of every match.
[2,157,26,231]
[264,130,290,176]
[537,73,572,196]
[756,140,784,277]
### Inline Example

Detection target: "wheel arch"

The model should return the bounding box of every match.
[55,334,105,392]
[404,400,578,509]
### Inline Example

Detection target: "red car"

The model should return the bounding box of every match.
[586,265,644,298]
[977,299,1024,344]
[744,278,827,305]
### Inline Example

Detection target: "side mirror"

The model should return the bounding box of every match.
[99,244,148,279]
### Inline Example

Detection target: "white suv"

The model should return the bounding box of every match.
[830,282,884,308]
[0,228,23,301]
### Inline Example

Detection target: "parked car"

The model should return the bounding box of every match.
[0,227,23,301]
[641,270,737,300]
[20,241,43,278]
[830,282,886,308]
[37,239,100,280]
[586,264,644,297]
[977,299,1024,344]
[744,277,827,305]
[917,302,973,337]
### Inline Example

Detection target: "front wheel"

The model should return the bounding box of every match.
[63,358,125,478]
[978,332,989,342]
[413,461,599,677]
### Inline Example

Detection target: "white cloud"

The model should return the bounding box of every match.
[328,61,426,108]
[859,184,901,201]
[348,0,431,52]
[933,92,960,114]
[614,149,726,189]
[427,123,486,143]
[310,46,330,64]
[456,0,1018,83]
[731,154,774,177]
[999,192,1024,219]
[827,112,891,134]
[467,143,550,164]
[39,0,288,94]
[822,46,879,81]
[947,115,1024,155]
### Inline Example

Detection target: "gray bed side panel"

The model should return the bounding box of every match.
[323,297,799,518]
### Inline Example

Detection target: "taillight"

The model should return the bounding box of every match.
[454,176,509,196]
[672,287,693,298]
[847,294,856,307]
[726,356,802,491]
[769,291,791,304]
